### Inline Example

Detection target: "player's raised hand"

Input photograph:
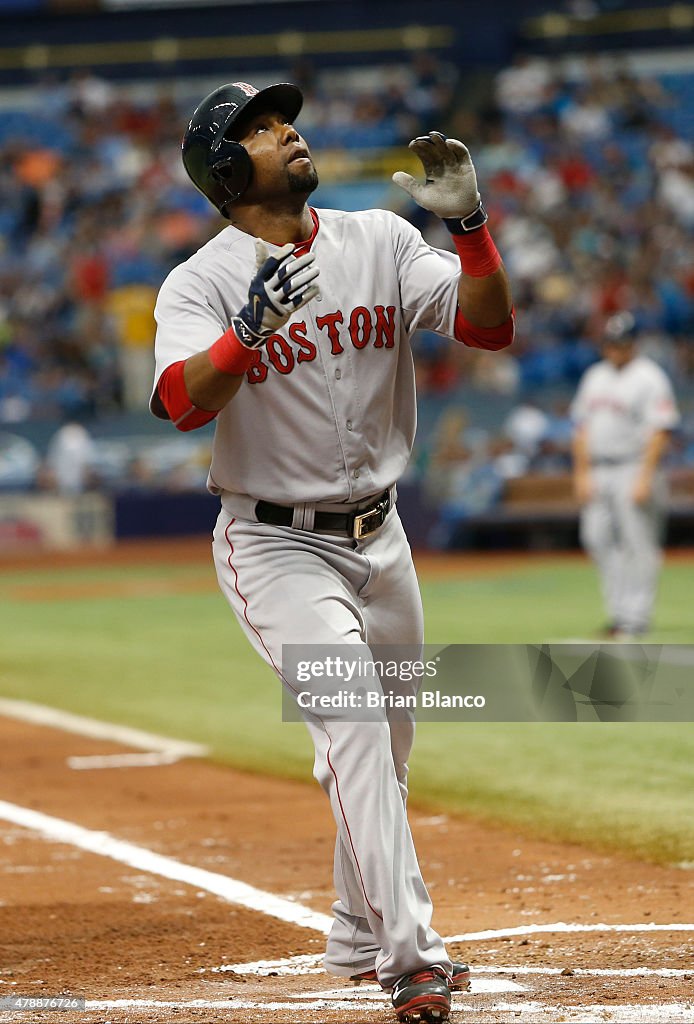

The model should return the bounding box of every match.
[393,131,481,220]
[232,239,320,349]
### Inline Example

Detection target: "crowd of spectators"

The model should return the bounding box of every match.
[0,52,693,511]
[407,54,694,535]
[413,54,694,402]
[0,56,456,429]
[0,70,207,426]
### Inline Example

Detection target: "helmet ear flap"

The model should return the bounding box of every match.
[210,142,253,210]
[182,82,302,216]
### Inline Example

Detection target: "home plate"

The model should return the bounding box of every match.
[469,979,525,994]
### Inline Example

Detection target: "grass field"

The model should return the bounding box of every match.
[2,546,693,864]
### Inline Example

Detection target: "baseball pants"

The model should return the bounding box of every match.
[212,498,451,988]
[580,463,667,633]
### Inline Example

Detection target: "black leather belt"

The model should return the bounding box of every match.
[591,456,637,466]
[255,489,391,539]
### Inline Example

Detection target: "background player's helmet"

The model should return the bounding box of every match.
[604,311,638,344]
[181,81,303,218]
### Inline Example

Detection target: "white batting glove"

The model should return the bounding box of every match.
[232,239,320,349]
[392,131,482,220]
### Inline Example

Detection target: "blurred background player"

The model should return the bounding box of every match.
[571,311,680,639]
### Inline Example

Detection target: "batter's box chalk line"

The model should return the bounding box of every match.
[301,979,525,998]
[0,698,209,770]
[46,1000,694,1023]
[221,921,694,976]
[0,800,332,934]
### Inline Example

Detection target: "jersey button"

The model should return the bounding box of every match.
[346,420,353,430]
[353,469,360,479]
[335,369,342,380]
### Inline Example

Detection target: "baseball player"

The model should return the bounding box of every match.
[571,311,680,639]
[150,80,514,1024]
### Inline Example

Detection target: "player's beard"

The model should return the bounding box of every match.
[287,164,319,195]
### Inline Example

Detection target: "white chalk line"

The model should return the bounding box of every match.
[33,1000,694,1023]
[307,980,524,996]
[0,800,332,934]
[300,969,693,986]
[225,922,694,976]
[0,698,208,768]
[481,966,691,977]
[67,998,694,1010]
[218,957,694,980]
[476,1006,694,1023]
[217,952,326,975]
[445,921,694,942]
[67,752,186,770]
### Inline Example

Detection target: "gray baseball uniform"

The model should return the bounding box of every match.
[152,206,463,985]
[571,354,680,634]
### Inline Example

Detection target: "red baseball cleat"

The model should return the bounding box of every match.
[391,965,451,1023]
[351,961,471,992]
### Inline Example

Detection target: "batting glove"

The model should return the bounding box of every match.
[232,239,320,349]
[392,131,484,222]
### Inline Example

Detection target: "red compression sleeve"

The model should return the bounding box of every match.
[157,361,218,432]
[454,307,516,350]
[208,324,256,375]
[451,224,502,278]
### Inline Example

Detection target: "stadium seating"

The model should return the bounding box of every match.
[0,51,692,552]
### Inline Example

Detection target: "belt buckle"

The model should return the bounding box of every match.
[352,496,389,539]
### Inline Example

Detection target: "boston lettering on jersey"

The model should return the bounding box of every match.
[245,304,397,383]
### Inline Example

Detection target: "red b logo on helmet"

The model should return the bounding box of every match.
[234,82,258,98]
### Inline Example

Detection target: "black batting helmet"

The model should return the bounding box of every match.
[181,81,303,217]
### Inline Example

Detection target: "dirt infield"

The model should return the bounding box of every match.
[0,712,692,1023]
[2,534,692,579]
[0,535,588,576]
